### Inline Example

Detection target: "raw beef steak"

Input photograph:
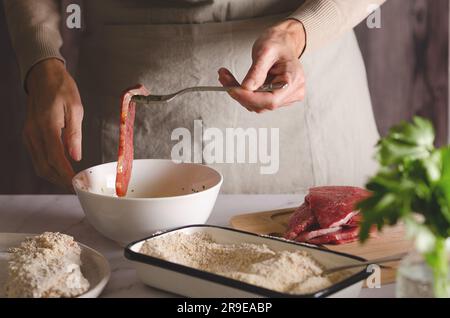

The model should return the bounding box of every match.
[308,187,370,229]
[285,186,371,245]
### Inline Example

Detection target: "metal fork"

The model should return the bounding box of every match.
[131,82,288,104]
[322,252,408,275]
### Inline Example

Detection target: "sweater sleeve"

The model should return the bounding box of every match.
[3,0,65,86]
[290,0,386,54]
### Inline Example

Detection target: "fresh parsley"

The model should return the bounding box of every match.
[358,116,450,297]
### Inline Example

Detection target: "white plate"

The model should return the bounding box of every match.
[0,233,110,298]
[125,225,371,298]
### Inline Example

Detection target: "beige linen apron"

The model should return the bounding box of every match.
[76,0,379,194]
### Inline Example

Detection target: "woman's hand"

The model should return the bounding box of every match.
[219,19,306,113]
[24,58,84,188]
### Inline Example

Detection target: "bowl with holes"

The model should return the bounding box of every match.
[73,159,223,245]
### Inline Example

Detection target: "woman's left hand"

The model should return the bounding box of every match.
[219,19,306,113]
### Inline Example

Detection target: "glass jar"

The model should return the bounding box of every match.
[396,250,450,298]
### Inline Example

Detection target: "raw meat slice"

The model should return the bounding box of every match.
[284,187,371,245]
[307,227,360,245]
[308,187,370,229]
[344,213,363,227]
[285,201,316,240]
[294,226,342,242]
[116,84,150,197]
[329,210,359,227]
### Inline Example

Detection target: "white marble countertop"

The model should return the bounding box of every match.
[0,195,395,298]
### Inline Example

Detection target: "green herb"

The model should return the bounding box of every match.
[358,116,450,297]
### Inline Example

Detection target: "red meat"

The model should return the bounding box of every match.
[344,213,363,227]
[285,186,371,245]
[285,201,316,240]
[116,84,150,197]
[307,226,360,245]
[308,187,371,228]
[294,226,342,242]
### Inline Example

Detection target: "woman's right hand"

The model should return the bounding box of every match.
[24,58,84,189]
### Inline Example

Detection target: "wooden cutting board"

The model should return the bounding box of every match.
[230,207,413,286]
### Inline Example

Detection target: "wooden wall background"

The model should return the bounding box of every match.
[355,0,449,147]
[0,0,448,194]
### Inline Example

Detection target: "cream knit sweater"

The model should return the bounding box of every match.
[4,0,385,84]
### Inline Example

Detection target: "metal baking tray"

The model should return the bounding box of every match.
[125,225,370,298]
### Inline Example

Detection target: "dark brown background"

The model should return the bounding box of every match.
[0,0,448,194]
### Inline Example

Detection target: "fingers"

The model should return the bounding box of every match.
[218,68,240,87]
[219,62,305,113]
[242,46,277,91]
[41,124,75,187]
[23,97,77,188]
[23,62,84,189]
[270,67,306,103]
[218,68,266,113]
[64,101,84,162]
[230,89,279,111]
[23,124,60,186]
[218,68,254,112]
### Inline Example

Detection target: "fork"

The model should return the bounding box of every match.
[321,252,408,275]
[131,82,288,104]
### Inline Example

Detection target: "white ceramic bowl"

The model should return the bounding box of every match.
[73,160,223,245]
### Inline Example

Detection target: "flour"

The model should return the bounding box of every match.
[140,232,334,295]
[4,232,90,298]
